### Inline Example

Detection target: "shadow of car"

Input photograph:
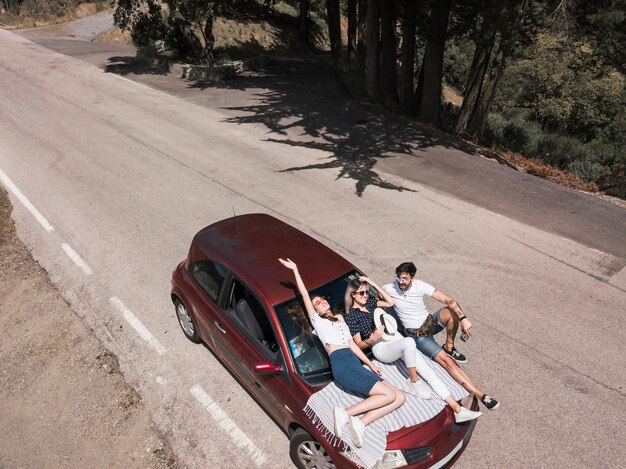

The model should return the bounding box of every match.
[171,213,479,468]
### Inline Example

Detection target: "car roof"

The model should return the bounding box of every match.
[189,214,355,306]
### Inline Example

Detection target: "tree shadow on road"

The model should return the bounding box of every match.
[187,57,472,196]
[104,55,172,76]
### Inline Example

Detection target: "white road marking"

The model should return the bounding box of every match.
[110,296,166,355]
[0,167,54,232]
[61,243,93,275]
[190,385,268,467]
[155,376,167,386]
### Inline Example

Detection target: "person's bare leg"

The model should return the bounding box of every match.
[360,385,406,426]
[438,307,458,352]
[443,395,461,413]
[434,351,485,400]
[345,382,396,417]
[345,382,405,426]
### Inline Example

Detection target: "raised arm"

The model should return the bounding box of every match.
[278,258,316,318]
[360,276,395,308]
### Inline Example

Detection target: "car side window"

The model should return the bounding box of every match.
[226,279,279,357]
[190,260,227,302]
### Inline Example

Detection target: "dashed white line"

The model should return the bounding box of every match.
[110,296,166,355]
[61,243,93,275]
[190,385,268,467]
[0,167,54,232]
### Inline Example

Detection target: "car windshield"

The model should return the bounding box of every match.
[275,270,360,386]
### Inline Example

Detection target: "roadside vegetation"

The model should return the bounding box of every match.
[3,0,625,200]
[0,0,113,27]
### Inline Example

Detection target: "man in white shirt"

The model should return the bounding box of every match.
[383,262,500,411]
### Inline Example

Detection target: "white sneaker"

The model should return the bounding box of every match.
[349,416,366,448]
[408,378,432,400]
[454,406,482,423]
[333,407,349,437]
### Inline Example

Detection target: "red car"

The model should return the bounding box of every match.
[171,214,479,468]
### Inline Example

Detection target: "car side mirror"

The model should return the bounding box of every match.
[252,361,282,374]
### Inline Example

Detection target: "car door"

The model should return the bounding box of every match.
[186,259,229,348]
[210,276,292,423]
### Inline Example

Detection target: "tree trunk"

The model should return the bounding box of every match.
[173,11,203,60]
[454,29,496,136]
[417,0,452,126]
[202,15,215,60]
[380,0,398,110]
[299,0,310,44]
[462,0,529,140]
[399,1,417,113]
[326,0,342,61]
[357,0,368,70]
[466,40,506,140]
[348,0,357,61]
[365,0,381,102]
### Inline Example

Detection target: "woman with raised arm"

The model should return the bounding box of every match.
[345,278,482,423]
[279,258,405,448]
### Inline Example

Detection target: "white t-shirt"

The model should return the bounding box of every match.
[383,279,436,329]
[310,313,351,347]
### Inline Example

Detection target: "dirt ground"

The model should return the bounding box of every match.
[0,187,178,468]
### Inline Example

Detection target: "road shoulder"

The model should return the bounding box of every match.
[0,186,178,468]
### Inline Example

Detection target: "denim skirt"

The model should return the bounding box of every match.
[329,348,382,398]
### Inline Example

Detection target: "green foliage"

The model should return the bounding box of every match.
[114,0,172,47]
[442,38,473,92]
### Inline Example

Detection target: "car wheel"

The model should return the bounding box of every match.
[175,299,200,343]
[290,428,336,469]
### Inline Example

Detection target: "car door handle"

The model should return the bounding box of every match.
[214,321,226,334]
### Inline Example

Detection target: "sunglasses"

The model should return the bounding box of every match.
[353,290,368,297]
[396,276,411,284]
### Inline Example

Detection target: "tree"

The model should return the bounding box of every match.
[365,0,381,102]
[380,0,399,110]
[357,0,368,69]
[398,0,418,113]
[417,0,453,126]
[466,0,530,139]
[454,0,531,139]
[326,0,342,61]
[114,0,233,61]
[348,0,357,61]
[299,0,310,44]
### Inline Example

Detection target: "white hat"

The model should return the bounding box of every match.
[373,308,398,341]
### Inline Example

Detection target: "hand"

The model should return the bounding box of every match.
[460,317,472,336]
[369,325,385,343]
[368,364,382,376]
[278,258,297,272]
[358,276,371,284]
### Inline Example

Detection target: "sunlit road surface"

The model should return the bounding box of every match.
[1,29,624,468]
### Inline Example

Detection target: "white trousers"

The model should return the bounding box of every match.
[372,336,451,400]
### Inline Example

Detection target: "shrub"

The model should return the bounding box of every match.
[567,159,610,183]
[536,134,585,169]
[18,0,80,20]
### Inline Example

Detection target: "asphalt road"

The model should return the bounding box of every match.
[1,29,625,468]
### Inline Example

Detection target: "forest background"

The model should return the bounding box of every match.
[2,0,625,199]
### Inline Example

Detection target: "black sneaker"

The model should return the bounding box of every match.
[481,395,500,410]
[443,346,467,363]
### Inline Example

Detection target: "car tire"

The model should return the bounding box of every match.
[175,298,201,343]
[290,428,336,469]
